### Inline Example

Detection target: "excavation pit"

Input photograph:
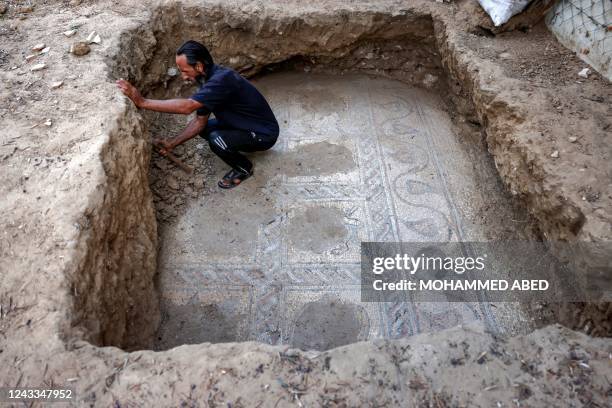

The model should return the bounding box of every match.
[91,0,610,354]
[147,72,538,351]
[102,2,563,351]
[2,0,611,404]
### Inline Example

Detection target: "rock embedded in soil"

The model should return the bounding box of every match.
[86,31,101,44]
[17,5,33,13]
[578,68,590,78]
[423,73,438,88]
[166,175,180,190]
[30,63,46,72]
[70,42,90,56]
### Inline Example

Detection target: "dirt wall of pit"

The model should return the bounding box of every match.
[0,0,610,406]
[70,105,159,350]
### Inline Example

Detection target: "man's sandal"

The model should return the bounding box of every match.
[218,168,253,189]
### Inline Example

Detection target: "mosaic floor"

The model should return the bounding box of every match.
[154,73,531,350]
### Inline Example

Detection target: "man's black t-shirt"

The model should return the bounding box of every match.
[190,64,279,137]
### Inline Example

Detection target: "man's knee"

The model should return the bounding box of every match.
[208,130,228,153]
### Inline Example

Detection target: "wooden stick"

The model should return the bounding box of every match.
[151,141,194,174]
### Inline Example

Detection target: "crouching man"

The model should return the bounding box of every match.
[116,40,279,189]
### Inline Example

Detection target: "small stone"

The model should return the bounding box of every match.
[63,29,77,37]
[86,31,101,44]
[167,67,178,77]
[25,54,37,62]
[166,176,180,190]
[40,47,50,54]
[284,348,301,357]
[568,136,578,143]
[31,43,45,52]
[44,119,52,127]
[50,81,64,89]
[0,4,7,15]
[18,6,33,13]
[423,73,439,88]
[70,42,90,56]
[578,68,590,78]
[550,150,559,158]
[69,0,82,6]
[499,52,511,59]
[30,63,46,72]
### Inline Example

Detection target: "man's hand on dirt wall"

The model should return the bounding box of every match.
[116,78,144,108]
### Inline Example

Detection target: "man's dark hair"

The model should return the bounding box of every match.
[176,40,214,71]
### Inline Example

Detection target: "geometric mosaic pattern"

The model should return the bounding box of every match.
[154,73,501,350]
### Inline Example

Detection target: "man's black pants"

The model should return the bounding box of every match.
[200,119,277,174]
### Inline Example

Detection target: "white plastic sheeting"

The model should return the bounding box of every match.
[477,0,532,26]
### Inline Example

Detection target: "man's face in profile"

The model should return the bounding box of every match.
[175,54,205,83]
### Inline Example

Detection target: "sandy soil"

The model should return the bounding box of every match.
[0,0,610,406]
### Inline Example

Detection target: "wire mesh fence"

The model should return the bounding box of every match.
[547,0,611,62]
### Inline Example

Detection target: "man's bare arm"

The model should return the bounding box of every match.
[116,79,203,114]
[138,98,202,115]
[154,114,209,154]
[170,114,209,147]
